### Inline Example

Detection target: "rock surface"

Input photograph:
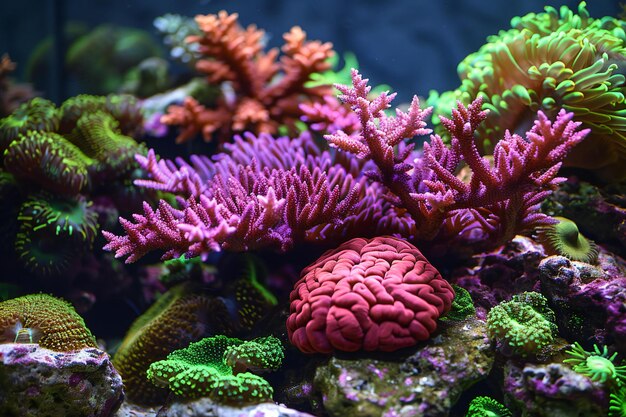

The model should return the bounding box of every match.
[156,399,316,417]
[314,317,494,417]
[503,362,608,417]
[0,343,124,417]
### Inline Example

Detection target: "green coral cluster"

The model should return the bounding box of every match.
[441,285,476,321]
[430,2,626,181]
[0,95,146,277]
[487,292,558,356]
[112,282,234,405]
[465,396,512,417]
[147,334,283,405]
[564,342,626,416]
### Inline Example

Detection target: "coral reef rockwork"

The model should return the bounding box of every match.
[0,344,123,417]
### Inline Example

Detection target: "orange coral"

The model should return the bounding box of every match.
[161,11,335,144]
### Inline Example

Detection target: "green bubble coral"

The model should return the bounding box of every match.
[487,292,558,356]
[147,334,283,405]
[434,2,626,181]
[0,98,59,152]
[3,131,93,195]
[465,396,512,417]
[0,293,96,351]
[536,216,598,263]
[441,285,476,321]
[113,282,234,405]
[564,342,626,385]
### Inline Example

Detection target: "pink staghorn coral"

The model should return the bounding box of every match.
[286,236,454,353]
[103,132,406,262]
[326,69,590,246]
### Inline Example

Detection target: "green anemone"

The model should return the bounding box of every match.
[536,216,598,264]
[433,2,626,181]
[564,342,626,385]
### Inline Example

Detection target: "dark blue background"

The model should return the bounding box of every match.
[0,0,620,102]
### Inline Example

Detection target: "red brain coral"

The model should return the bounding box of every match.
[287,236,454,353]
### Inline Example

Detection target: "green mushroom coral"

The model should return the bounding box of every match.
[465,396,512,417]
[147,334,284,405]
[487,292,558,356]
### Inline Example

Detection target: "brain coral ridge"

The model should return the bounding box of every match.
[287,236,455,353]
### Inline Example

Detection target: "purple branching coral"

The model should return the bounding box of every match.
[325,69,590,246]
[103,69,589,263]
[103,132,408,262]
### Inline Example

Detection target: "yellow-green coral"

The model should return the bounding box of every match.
[0,98,59,152]
[3,131,93,195]
[432,2,626,181]
[487,292,558,356]
[112,282,233,405]
[536,216,598,263]
[0,293,96,351]
[147,335,283,404]
[67,111,144,180]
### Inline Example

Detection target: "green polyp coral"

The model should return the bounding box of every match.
[3,131,92,195]
[0,97,59,152]
[231,254,278,329]
[223,335,284,374]
[113,282,235,405]
[18,193,99,244]
[0,293,96,351]
[14,193,98,276]
[432,2,626,181]
[536,216,598,263]
[147,334,283,404]
[59,93,143,137]
[67,111,144,180]
[610,386,626,417]
[465,396,512,417]
[487,292,558,356]
[441,285,476,321]
[564,342,626,385]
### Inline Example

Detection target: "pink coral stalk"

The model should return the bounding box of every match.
[325,69,589,244]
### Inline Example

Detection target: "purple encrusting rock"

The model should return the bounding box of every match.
[449,236,545,319]
[538,254,626,353]
[0,343,124,417]
[503,362,608,416]
[155,399,316,417]
[313,317,493,417]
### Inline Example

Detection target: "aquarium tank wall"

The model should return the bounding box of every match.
[0,1,625,417]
